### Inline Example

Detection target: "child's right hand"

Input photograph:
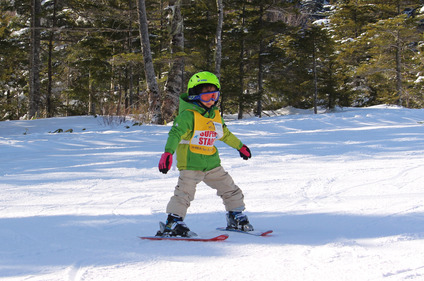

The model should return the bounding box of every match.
[158,152,173,174]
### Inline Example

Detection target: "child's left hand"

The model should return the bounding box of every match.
[238,145,251,160]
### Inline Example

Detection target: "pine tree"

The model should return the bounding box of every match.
[354,0,423,106]
[0,6,28,120]
[285,23,336,112]
[330,0,423,107]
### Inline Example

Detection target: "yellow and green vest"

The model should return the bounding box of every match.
[164,93,243,171]
[185,109,224,155]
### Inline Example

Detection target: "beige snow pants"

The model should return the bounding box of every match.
[166,166,245,218]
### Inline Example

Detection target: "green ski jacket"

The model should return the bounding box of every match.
[164,93,243,171]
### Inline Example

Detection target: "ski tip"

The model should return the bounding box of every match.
[139,236,161,241]
[260,230,273,236]
[213,234,229,241]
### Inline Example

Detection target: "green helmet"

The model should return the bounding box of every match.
[187,71,220,96]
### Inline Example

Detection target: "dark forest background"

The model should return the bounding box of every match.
[1,0,423,123]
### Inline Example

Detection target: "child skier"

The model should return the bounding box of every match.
[157,71,253,237]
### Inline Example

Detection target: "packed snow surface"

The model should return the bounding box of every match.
[1,105,424,280]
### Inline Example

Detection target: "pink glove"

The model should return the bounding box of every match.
[158,152,173,174]
[238,144,251,160]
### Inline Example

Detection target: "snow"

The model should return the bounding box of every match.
[1,105,424,280]
[313,19,330,26]
[415,75,424,84]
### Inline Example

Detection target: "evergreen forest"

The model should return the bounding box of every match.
[1,0,424,123]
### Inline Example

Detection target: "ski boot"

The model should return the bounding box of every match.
[226,211,254,232]
[156,213,197,237]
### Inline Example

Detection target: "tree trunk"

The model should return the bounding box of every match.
[162,0,184,123]
[127,0,135,110]
[137,0,162,124]
[88,70,95,115]
[313,39,318,114]
[256,3,264,118]
[395,29,403,106]
[46,0,57,118]
[237,4,246,120]
[216,0,224,116]
[29,0,41,119]
[215,0,223,78]
[65,62,70,117]
[117,75,123,116]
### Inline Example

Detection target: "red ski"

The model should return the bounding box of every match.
[139,234,229,242]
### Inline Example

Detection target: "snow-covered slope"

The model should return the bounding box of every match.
[1,105,424,280]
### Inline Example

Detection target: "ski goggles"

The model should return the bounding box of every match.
[189,91,220,103]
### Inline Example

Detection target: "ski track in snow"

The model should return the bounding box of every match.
[1,106,424,280]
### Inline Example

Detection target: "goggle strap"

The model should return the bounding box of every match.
[188,95,200,101]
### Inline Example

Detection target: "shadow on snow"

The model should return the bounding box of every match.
[1,211,423,278]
